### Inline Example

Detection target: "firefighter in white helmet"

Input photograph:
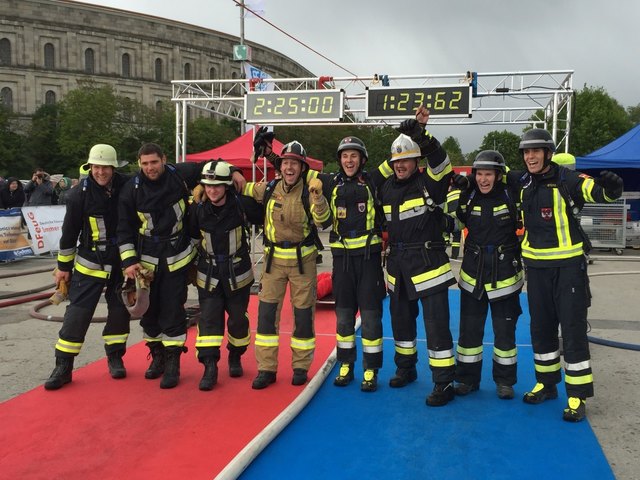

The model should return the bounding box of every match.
[188,160,263,390]
[378,106,457,407]
[45,144,131,390]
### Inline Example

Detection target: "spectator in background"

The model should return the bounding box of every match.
[24,167,54,206]
[0,177,26,209]
[55,177,73,205]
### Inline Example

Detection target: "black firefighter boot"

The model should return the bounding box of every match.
[160,346,187,389]
[199,356,219,391]
[107,350,127,379]
[44,356,74,390]
[145,342,165,380]
[228,350,244,378]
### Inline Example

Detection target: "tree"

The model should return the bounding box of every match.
[0,106,29,178]
[26,104,65,175]
[442,136,465,165]
[569,86,633,156]
[627,104,640,125]
[186,117,238,154]
[477,130,522,170]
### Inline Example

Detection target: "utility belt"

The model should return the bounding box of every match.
[386,240,447,269]
[200,249,245,290]
[465,241,520,298]
[264,233,319,275]
[83,237,118,252]
[334,227,382,271]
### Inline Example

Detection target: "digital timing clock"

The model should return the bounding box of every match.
[244,89,345,123]
[365,85,472,119]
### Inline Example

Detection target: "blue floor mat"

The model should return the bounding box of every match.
[241,291,613,480]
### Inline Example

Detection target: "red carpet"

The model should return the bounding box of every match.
[0,295,336,480]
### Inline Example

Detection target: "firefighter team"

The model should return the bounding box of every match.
[43,107,624,423]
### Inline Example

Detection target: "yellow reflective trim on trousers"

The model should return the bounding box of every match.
[535,363,562,373]
[459,269,477,287]
[103,334,129,345]
[75,262,110,279]
[228,330,251,347]
[565,373,594,385]
[485,271,524,293]
[255,334,279,347]
[395,345,417,355]
[494,347,517,357]
[362,338,383,347]
[429,356,455,368]
[55,338,82,354]
[521,243,584,260]
[195,335,224,348]
[291,336,315,350]
[268,244,317,260]
[337,333,356,343]
[457,345,483,356]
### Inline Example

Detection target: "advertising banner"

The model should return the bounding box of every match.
[0,209,33,261]
[21,206,65,255]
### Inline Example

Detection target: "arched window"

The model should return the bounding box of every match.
[122,53,131,78]
[84,48,95,74]
[45,90,56,105]
[154,58,163,82]
[1,87,13,111]
[184,62,191,79]
[44,43,55,69]
[0,38,11,66]
[155,100,163,114]
[209,66,216,80]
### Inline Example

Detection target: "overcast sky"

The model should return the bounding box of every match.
[74,0,638,152]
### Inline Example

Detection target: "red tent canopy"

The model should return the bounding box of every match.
[184,130,323,181]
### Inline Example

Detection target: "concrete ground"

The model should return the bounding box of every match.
[1,245,639,479]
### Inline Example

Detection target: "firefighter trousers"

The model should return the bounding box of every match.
[333,252,385,370]
[455,290,521,387]
[527,261,594,399]
[255,253,317,372]
[196,281,251,361]
[389,283,454,384]
[140,265,189,347]
[55,269,130,358]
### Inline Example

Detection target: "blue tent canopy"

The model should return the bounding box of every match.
[576,125,640,192]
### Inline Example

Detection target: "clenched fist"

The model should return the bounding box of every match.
[308,177,324,204]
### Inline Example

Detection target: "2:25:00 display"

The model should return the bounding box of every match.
[252,95,335,115]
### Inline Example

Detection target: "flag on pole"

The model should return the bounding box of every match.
[243,63,274,92]
[244,0,265,18]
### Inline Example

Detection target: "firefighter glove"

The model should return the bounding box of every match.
[453,173,471,191]
[253,126,274,157]
[308,177,324,204]
[396,119,424,141]
[192,184,206,203]
[597,170,623,198]
[441,213,456,234]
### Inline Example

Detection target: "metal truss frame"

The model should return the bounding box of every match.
[172,69,574,163]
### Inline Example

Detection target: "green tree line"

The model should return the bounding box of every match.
[0,83,637,179]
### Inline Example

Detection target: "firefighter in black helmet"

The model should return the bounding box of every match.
[309,135,389,392]
[452,150,523,400]
[507,128,624,422]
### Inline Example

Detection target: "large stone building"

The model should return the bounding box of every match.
[0,0,312,116]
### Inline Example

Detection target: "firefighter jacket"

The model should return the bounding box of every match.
[57,172,130,279]
[188,191,263,292]
[379,138,456,300]
[456,183,523,301]
[243,176,331,269]
[316,168,387,257]
[118,163,204,273]
[507,163,619,268]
